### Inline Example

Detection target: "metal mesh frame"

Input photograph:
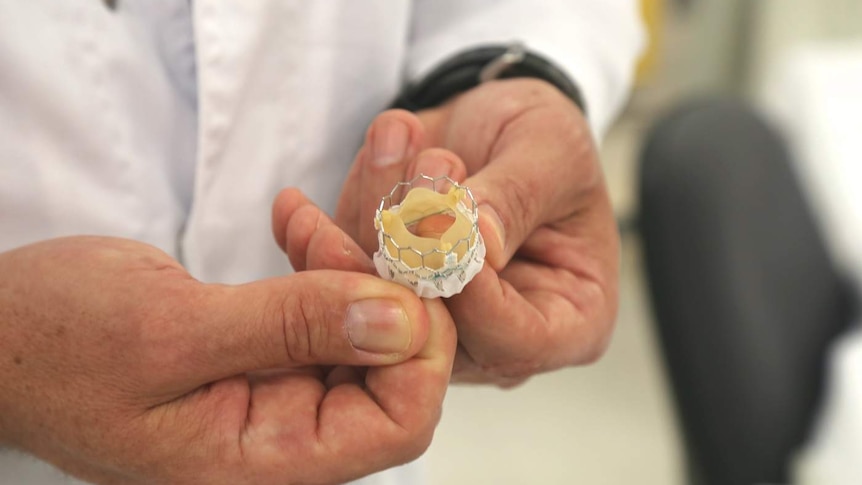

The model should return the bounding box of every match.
[374,174,482,292]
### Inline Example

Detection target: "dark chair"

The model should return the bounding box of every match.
[638,99,856,485]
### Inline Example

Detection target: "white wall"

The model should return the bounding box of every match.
[677,0,862,94]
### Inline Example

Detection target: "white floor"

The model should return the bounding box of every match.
[425,109,688,485]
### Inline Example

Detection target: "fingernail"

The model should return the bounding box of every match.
[479,204,506,254]
[346,299,411,353]
[411,153,453,180]
[373,120,410,167]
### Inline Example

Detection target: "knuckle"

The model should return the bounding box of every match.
[135,289,200,384]
[512,175,542,222]
[275,288,330,364]
[464,318,552,380]
[292,204,325,235]
[514,78,568,106]
[577,342,609,366]
[495,174,543,241]
[570,283,617,366]
[376,398,444,466]
[487,78,566,116]
[574,323,614,366]
[481,360,542,382]
[406,428,436,461]
[389,422,437,465]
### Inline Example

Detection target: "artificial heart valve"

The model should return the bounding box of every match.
[373,175,486,298]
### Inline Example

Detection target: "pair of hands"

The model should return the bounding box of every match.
[0,80,618,484]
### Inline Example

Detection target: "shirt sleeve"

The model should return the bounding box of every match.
[406,0,646,140]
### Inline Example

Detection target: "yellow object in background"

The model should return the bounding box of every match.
[637,0,664,84]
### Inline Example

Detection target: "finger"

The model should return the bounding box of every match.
[305,222,375,274]
[451,345,528,388]
[446,228,617,377]
[315,298,456,479]
[363,298,454,425]
[499,258,615,366]
[162,270,432,387]
[465,105,600,270]
[274,188,374,273]
[333,145,369,241]
[405,147,468,184]
[339,110,425,253]
[445,265,549,371]
[237,298,455,484]
[272,187,306,256]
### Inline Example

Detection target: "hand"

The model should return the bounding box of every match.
[327,78,619,387]
[0,236,455,484]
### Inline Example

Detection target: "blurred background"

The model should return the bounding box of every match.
[426,1,862,484]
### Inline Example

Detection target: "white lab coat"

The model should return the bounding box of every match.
[0,1,643,483]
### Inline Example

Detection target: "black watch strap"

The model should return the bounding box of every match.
[392,43,587,115]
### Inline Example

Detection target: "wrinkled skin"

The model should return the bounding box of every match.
[0,78,618,485]
[274,78,620,387]
[0,236,455,484]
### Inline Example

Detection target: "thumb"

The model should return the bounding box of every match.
[175,271,430,385]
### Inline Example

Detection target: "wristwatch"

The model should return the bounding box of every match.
[392,43,587,115]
